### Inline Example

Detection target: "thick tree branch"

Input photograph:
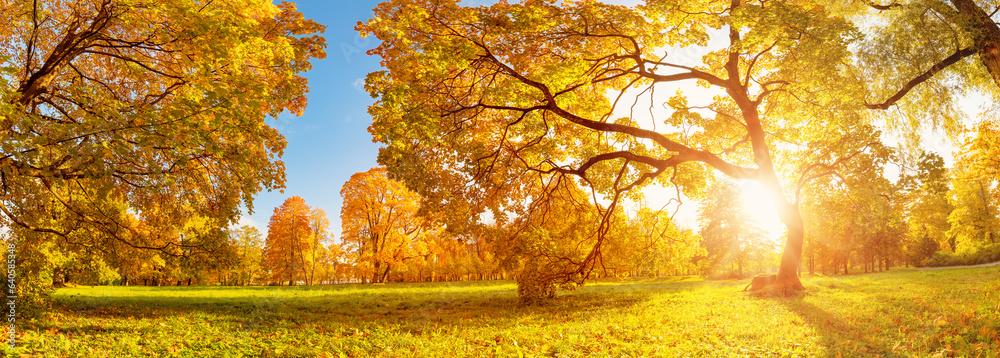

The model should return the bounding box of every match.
[865,47,976,109]
[861,0,903,11]
[16,0,116,106]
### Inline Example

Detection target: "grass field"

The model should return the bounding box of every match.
[10,265,1000,357]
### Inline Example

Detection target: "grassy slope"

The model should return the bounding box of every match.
[12,266,1000,357]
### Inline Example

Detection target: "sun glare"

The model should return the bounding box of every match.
[738,180,786,245]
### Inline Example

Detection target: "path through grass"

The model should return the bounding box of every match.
[12,265,1000,357]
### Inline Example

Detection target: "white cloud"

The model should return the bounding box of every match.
[352,78,366,93]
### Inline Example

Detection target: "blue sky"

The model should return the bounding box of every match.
[240,0,387,237]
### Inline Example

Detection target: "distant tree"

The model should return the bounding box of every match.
[230,225,264,286]
[959,117,1000,181]
[852,185,905,273]
[603,207,703,278]
[799,127,900,274]
[307,208,331,285]
[340,168,428,284]
[900,151,953,261]
[698,179,772,279]
[947,164,998,251]
[801,182,854,275]
[313,242,345,284]
[177,216,240,285]
[264,196,316,286]
[949,116,1000,249]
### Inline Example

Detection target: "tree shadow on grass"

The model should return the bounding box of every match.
[40,279,661,337]
[775,294,897,358]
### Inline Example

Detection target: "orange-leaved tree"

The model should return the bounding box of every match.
[264,196,325,286]
[340,167,428,283]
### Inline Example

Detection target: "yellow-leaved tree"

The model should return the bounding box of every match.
[340,168,428,284]
[359,0,881,296]
[0,0,325,310]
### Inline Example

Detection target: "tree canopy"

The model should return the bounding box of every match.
[0,0,324,271]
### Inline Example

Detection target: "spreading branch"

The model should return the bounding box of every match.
[865,47,977,110]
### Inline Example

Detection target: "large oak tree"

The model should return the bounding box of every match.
[360,0,886,292]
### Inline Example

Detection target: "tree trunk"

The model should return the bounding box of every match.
[380,264,391,283]
[773,202,805,291]
[951,0,1000,88]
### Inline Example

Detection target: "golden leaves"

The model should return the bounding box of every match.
[340,167,428,283]
[0,0,324,266]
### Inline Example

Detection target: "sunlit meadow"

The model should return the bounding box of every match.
[11,265,999,357]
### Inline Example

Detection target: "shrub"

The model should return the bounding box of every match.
[515,260,556,305]
[920,243,1000,267]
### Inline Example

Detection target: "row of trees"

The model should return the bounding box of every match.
[330,151,998,287]
[804,147,999,275]
[64,167,701,288]
[336,168,702,287]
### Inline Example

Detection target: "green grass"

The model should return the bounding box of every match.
[11,266,1000,357]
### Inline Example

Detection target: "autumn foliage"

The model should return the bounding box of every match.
[340,168,428,284]
[264,196,330,286]
[0,0,325,307]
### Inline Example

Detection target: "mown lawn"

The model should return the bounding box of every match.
[10,265,1000,357]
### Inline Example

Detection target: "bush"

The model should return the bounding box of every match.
[3,235,55,320]
[515,261,556,305]
[920,243,1000,267]
[15,274,53,320]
